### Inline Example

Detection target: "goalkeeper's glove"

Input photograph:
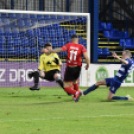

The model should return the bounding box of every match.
[53,57,59,65]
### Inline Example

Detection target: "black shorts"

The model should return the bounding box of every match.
[64,66,81,82]
[43,69,60,81]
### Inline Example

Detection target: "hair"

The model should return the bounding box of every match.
[123,50,132,57]
[44,42,52,48]
[71,34,78,39]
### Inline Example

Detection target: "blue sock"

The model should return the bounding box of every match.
[112,96,128,100]
[83,84,98,95]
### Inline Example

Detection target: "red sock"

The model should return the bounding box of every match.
[64,87,76,95]
[74,83,79,91]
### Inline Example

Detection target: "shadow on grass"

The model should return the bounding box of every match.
[114,102,134,106]
[100,99,116,102]
[26,99,73,105]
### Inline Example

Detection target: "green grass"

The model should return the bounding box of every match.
[0,87,134,134]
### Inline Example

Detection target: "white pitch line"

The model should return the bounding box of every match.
[0,114,134,123]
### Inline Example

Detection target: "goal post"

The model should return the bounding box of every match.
[0,9,90,87]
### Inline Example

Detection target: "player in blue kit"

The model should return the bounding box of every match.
[82,50,134,100]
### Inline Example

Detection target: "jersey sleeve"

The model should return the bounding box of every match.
[62,43,69,51]
[125,58,131,65]
[38,56,44,71]
[82,45,87,53]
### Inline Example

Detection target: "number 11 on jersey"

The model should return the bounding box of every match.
[69,50,78,62]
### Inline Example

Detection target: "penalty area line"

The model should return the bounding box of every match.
[0,114,134,123]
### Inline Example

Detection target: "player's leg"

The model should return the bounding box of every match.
[63,66,81,102]
[107,82,133,100]
[83,79,106,95]
[53,73,64,89]
[28,70,45,90]
[73,80,79,91]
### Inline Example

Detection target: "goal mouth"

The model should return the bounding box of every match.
[0,10,90,87]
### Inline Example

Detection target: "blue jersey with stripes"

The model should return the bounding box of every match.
[114,58,134,83]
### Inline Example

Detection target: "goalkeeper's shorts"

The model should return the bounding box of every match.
[64,66,81,82]
[43,69,60,81]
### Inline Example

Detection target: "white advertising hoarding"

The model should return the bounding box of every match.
[80,64,134,87]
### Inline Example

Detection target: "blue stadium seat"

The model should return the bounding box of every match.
[16,13,23,19]
[0,18,3,25]
[0,46,5,54]
[33,29,40,37]
[124,31,129,38]
[26,29,33,37]
[30,14,37,19]
[79,38,84,44]
[63,31,69,38]
[45,20,52,24]
[70,16,77,20]
[98,48,103,56]
[103,31,109,38]
[58,51,67,56]
[32,20,38,26]
[23,47,31,55]
[23,14,30,19]
[44,37,50,43]
[58,38,64,43]
[38,20,45,25]
[19,28,26,37]
[69,30,76,36]
[51,41,57,47]
[0,36,5,45]
[7,39,14,46]
[6,36,12,39]
[37,14,44,20]
[31,47,37,55]
[18,19,25,27]
[5,27,12,36]
[38,38,44,46]
[57,15,64,20]
[100,22,106,31]
[11,20,17,26]
[14,37,21,46]
[109,30,115,39]
[29,38,36,47]
[3,18,10,26]
[40,30,49,37]
[0,27,4,36]
[25,19,32,27]
[8,46,15,55]
[51,38,57,42]
[64,16,70,20]
[44,15,50,20]
[64,38,70,44]
[57,29,63,38]
[21,37,29,46]
[49,29,56,38]
[57,41,64,47]
[50,15,57,20]
[8,13,16,18]
[102,48,110,56]
[106,22,113,31]
[52,23,60,29]
[120,39,126,47]
[126,39,132,48]
[12,27,19,37]
[14,46,24,55]
[1,13,7,18]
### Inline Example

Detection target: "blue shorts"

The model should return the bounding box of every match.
[105,78,121,94]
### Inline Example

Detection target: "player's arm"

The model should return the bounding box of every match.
[53,53,62,66]
[112,52,128,65]
[42,48,63,54]
[38,56,44,71]
[83,52,90,70]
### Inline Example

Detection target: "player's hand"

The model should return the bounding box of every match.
[111,51,118,58]
[41,48,50,54]
[85,64,89,70]
[53,57,59,65]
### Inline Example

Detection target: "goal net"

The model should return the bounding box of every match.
[0,10,90,88]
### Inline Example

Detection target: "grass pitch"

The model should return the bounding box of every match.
[0,87,134,134]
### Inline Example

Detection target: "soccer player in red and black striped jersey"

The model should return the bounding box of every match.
[42,34,90,102]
